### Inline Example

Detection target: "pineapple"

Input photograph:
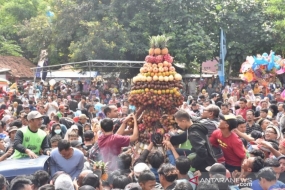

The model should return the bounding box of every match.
[161,35,170,55]
[154,36,162,55]
[90,160,108,181]
[149,36,155,55]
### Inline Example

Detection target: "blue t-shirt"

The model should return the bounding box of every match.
[0,133,6,139]
[252,179,285,190]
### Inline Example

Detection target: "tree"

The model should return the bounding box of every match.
[265,0,285,56]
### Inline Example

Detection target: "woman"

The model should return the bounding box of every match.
[64,125,82,142]
[257,119,271,134]
[83,123,92,132]
[48,123,64,146]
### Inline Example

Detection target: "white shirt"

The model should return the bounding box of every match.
[45,101,58,118]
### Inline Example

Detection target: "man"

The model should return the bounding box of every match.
[240,156,264,184]
[246,109,262,134]
[38,105,50,125]
[98,115,138,171]
[138,170,157,190]
[50,139,84,179]
[210,114,245,172]
[12,111,50,159]
[256,167,285,190]
[188,79,197,96]
[9,176,33,190]
[94,99,103,117]
[83,130,95,151]
[220,103,231,115]
[78,96,86,110]
[56,105,65,118]
[252,158,285,189]
[4,126,18,151]
[175,156,196,190]
[122,105,129,115]
[275,92,284,103]
[104,105,119,119]
[189,103,201,117]
[210,93,218,105]
[236,98,248,119]
[276,103,285,124]
[85,104,96,122]
[75,114,87,139]
[23,104,30,114]
[174,110,216,172]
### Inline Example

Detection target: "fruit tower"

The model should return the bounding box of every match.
[128,35,184,147]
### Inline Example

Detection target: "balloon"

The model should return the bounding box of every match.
[49,79,56,86]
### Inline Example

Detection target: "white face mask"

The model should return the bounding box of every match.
[54,129,61,134]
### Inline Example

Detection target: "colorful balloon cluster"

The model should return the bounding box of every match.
[239,51,285,82]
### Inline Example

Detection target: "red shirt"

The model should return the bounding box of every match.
[98,134,130,171]
[210,129,245,166]
[236,108,248,120]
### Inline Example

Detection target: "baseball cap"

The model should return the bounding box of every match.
[219,114,237,129]
[134,163,150,177]
[70,140,83,148]
[79,114,89,120]
[27,111,43,121]
[84,130,95,141]
[206,163,226,175]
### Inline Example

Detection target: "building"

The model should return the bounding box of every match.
[0,56,35,81]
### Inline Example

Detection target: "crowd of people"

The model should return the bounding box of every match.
[0,76,285,190]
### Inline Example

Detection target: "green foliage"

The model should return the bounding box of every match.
[0,0,282,77]
[0,36,23,56]
[265,0,285,56]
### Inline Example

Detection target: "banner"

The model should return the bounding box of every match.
[219,28,227,85]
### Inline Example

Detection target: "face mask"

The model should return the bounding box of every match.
[54,129,61,134]
[8,107,12,111]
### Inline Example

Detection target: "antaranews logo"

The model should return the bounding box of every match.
[191,177,252,187]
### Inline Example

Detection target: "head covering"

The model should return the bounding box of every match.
[124,183,142,190]
[8,126,18,134]
[266,125,281,139]
[27,111,43,121]
[134,163,150,177]
[70,140,83,148]
[54,174,75,190]
[219,114,237,129]
[79,114,89,120]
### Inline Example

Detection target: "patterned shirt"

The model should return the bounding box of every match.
[246,122,262,134]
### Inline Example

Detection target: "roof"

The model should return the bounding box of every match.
[0,56,35,78]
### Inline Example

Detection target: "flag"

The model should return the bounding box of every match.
[218,28,227,85]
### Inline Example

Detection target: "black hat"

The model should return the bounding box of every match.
[84,130,95,141]
[219,114,237,130]
[70,140,83,148]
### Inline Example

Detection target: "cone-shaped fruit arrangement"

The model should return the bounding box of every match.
[128,35,184,144]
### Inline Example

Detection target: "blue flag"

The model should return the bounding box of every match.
[218,28,227,85]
